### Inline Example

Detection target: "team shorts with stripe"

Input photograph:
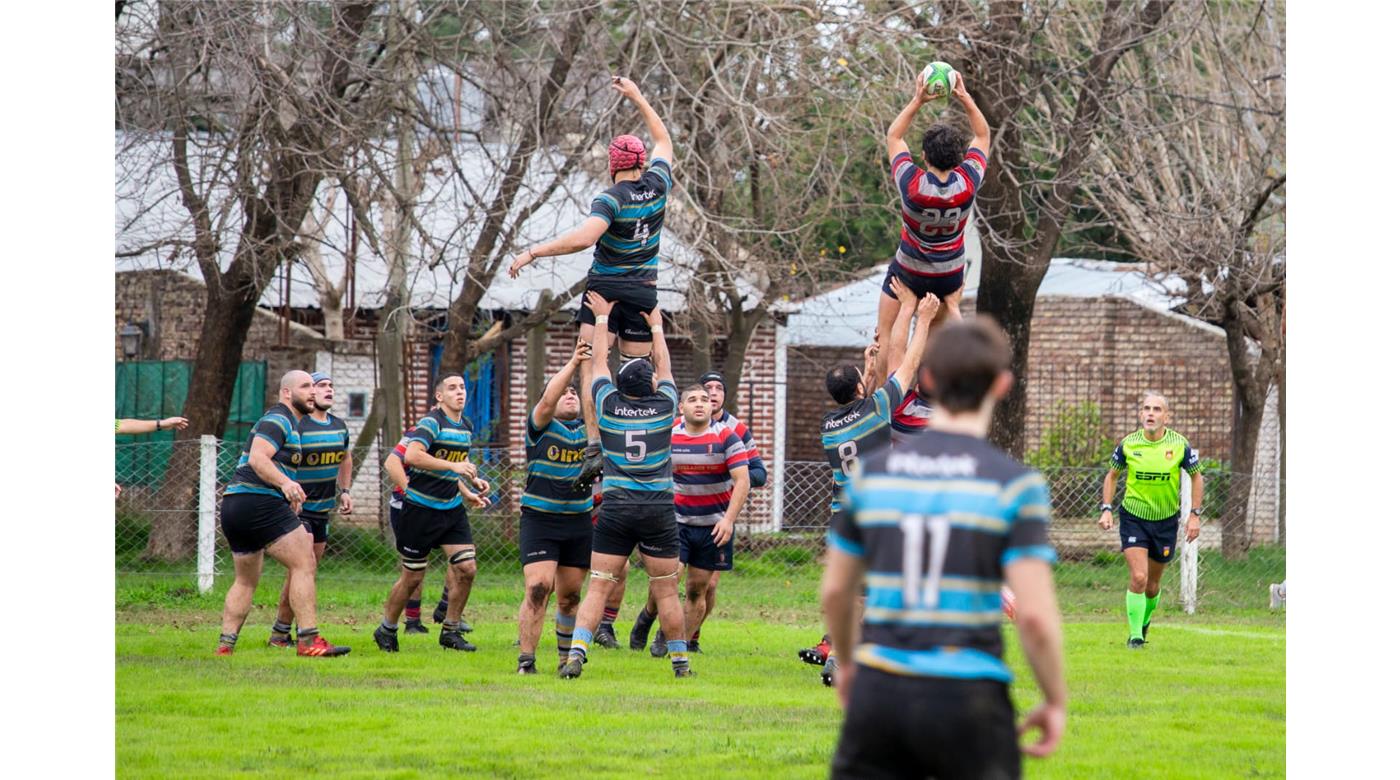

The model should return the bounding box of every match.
[573,277,656,345]
[880,258,968,301]
[393,500,472,559]
[832,666,1020,780]
[592,501,679,559]
[519,508,593,569]
[1119,507,1180,564]
[678,523,734,572]
[299,513,330,544]
[220,492,304,555]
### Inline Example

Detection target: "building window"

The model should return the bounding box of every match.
[347,392,368,419]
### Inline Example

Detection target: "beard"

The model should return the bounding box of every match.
[292,396,317,415]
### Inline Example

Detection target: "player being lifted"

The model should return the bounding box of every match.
[622,370,768,652]
[559,293,692,679]
[508,75,674,489]
[874,69,989,380]
[798,286,938,678]
[516,339,595,674]
[1098,392,1204,648]
[887,282,964,445]
[374,375,490,654]
[215,370,349,657]
[822,319,1066,777]
[269,372,352,648]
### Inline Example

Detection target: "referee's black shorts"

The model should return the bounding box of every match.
[831,665,1020,780]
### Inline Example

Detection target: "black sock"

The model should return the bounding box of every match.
[271,620,292,635]
[297,627,319,643]
[635,606,657,631]
[218,632,238,649]
[518,652,536,667]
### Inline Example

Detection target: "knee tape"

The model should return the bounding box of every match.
[589,569,620,583]
[401,555,429,572]
[648,568,680,582]
[449,549,476,565]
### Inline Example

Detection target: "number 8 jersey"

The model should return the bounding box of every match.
[828,429,1055,681]
[821,375,904,512]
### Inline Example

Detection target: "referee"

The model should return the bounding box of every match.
[1098,392,1205,648]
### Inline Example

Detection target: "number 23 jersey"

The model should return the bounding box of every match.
[821,375,903,512]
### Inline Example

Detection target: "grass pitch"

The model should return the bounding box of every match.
[116,572,1283,779]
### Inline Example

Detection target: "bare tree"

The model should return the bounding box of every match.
[1087,1,1285,559]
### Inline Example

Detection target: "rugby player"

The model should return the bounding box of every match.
[215,370,348,657]
[1098,392,1204,648]
[874,70,989,382]
[624,370,767,652]
[886,281,965,445]
[383,436,437,635]
[374,375,490,653]
[822,318,1066,777]
[559,293,692,679]
[269,372,352,647]
[507,76,674,490]
[516,339,594,674]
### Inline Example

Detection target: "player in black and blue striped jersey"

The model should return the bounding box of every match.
[216,370,349,658]
[515,338,594,675]
[559,292,693,680]
[268,372,352,648]
[374,375,491,654]
[821,318,1066,778]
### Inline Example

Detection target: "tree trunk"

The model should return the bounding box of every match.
[975,256,1043,458]
[1221,315,1270,561]
[719,303,767,415]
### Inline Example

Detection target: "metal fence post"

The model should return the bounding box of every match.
[771,325,789,532]
[1179,465,1197,614]
[197,435,218,594]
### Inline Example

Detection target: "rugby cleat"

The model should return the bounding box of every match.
[821,656,838,687]
[573,448,604,493]
[1127,638,1145,650]
[439,628,477,652]
[559,657,584,679]
[459,620,474,634]
[403,618,429,635]
[650,629,668,658]
[629,620,652,651]
[267,632,292,649]
[297,636,351,657]
[215,645,234,656]
[517,659,538,675]
[432,601,448,624]
[595,624,620,650]
[373,625,400,653]
[687,640,703,654]
[799,635,832,666]
[1141,620,1151,642]
[674,666,696,679]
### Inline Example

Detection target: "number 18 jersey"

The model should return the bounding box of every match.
[829,429,1055,681]
[821,375,903,512]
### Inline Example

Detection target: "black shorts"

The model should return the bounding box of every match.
[393,500,473,559]
[519,509,593,569]
[832,666,1020,780]
[592,502,679,559]
[678,523,734,572]
[220,492,304,555]
[573,277,658,345]
[300,514,329,544]
[880,258,968,301]
[1120,508,1180,563]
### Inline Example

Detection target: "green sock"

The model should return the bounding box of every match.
[1144,593,1160,627]
[1126,590,1147,640]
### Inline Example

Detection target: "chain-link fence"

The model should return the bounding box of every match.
[117,440,1284,615]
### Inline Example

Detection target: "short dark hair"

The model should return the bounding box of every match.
[922,123,970,171]
[680,383,708,400]
[825,365,863,406]
[435,373,462,392]
[919,317,1011,414]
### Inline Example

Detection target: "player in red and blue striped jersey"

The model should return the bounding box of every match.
[874,70,990,382]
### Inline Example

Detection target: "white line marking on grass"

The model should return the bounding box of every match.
[1158,625,1285,641]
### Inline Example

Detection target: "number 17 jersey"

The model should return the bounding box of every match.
[821,375,903,512]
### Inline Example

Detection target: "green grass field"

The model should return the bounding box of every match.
[117,571,1284,779]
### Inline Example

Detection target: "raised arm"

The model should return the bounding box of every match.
[882,277,919,379]
[613,76,672,165]
[585,291,614,385]
[891,293,940,393]
[951,72,990,155]
[643,306,672,384]
[509,217,610,279]
[887,79,937,163]
[116,416,189,435]
[532,339,591,430]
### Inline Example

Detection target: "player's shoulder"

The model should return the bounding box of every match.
[1163,428,1191,445]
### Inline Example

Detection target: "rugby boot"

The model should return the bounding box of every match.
[432,601,448,624]
[595,624,621,650]
[215,645,234,656]
[799,635,832,666]
[403,618,430,635]
[440,627,477,652]
[517,656,538,675]
[650,629,668,658]
[573,444,604,492]
[1127,638,1145,650]
[559,657,585,679]
[821,656,838,687]
[267,632,293,649]
[674,666,696,679]
[297,636,352,657]
[629,619,653,651]
[373,625,400,653]
[687,639,703,654]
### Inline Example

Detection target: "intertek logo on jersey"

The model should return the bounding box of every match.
[433,449,471,463]
[303,451,346,467]
[546,445,584,463]
[824,409,863,429]
[888,452,977,478]
[611,406,652,417]
[628,190,657,201]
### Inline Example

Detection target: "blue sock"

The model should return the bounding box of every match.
[667,639,690,669]
[569,626,593,661]
[555,612,576,659]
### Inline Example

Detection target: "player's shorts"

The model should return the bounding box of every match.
[573,277,657,344]
[1120,507,1180,564]
[678,523,734,572]
[831,666,1020,780]
[393,500,473,558]
[519,509,593,569]
[592,501,680,559]
[220,492,304,555]
[299,514,329,544]
[880,258,968,301]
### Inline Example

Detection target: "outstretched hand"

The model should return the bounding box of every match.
[585,290,615,318]
[890,276,917,308]
[950,70,969,101]
[642,306,663,329]
[916,292,941,320]
[611,76,642,102]
[508,251,532,279]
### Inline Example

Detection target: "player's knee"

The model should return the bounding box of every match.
[526,581,551,608]
[557,589,581,613]
[684,586,705,605]
[400,555,429,580]
[1129,571,1148,591]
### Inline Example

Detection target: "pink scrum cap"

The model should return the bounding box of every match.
[607,134,647,177]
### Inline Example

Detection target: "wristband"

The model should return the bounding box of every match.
[155,420,161,431]
[1099,503,1113,513]
[338,488,351,496]
[650,324,664,334]
[596,315,609,325]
